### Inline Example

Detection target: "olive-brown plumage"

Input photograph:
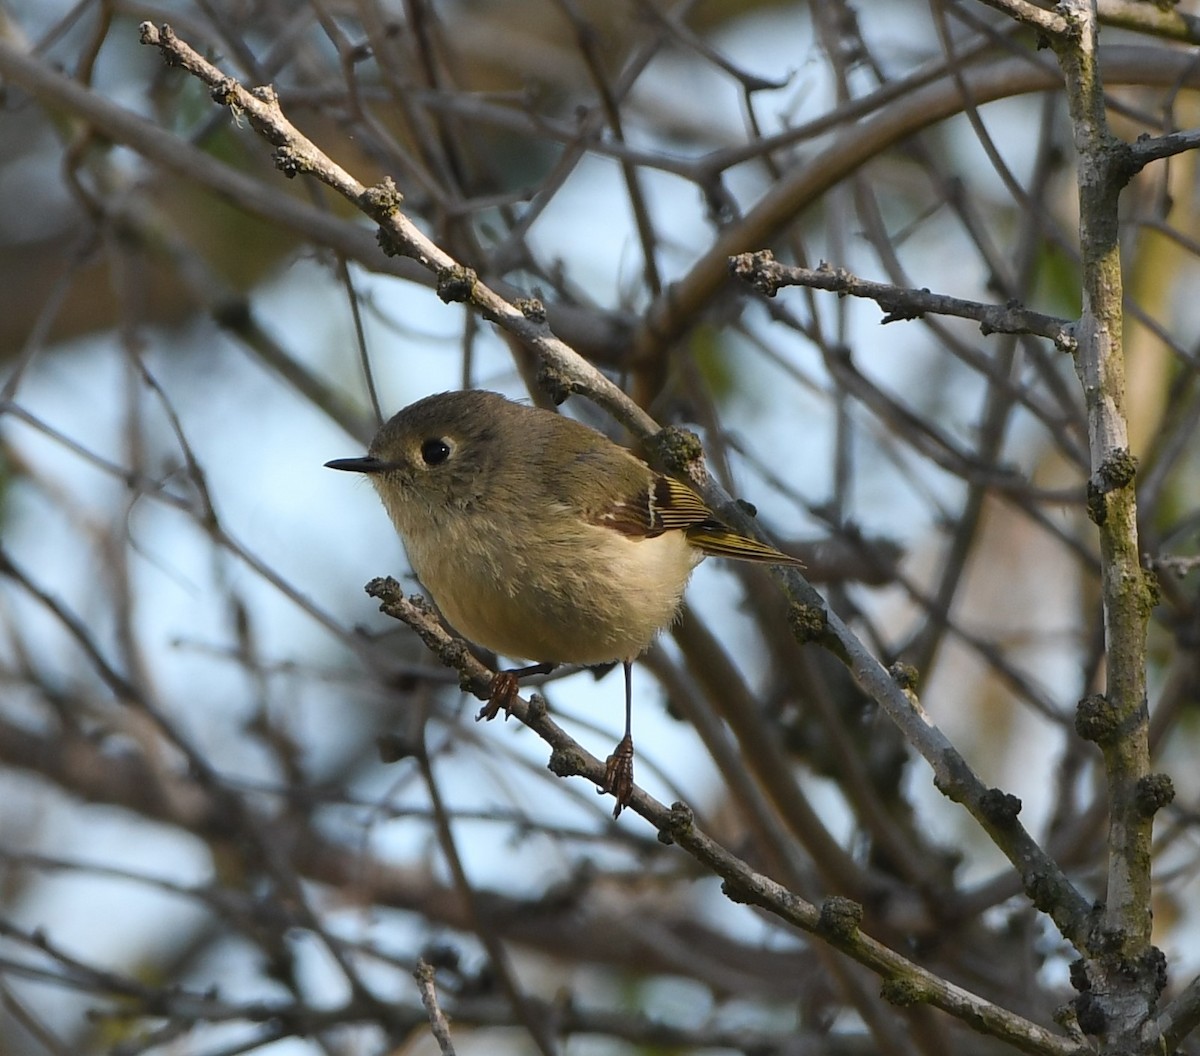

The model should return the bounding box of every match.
[326,390,801,813]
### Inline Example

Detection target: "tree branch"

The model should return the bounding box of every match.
[414,962,458,1056]
[135,21,652,440]
[364,576,1086,1056]
[1098,0,1200,42]
[1050,0,1163,1046]
[974,0,1073,37]
[630,45,1200,370]
[729,252,1077,351]
[1128,127,1200,173]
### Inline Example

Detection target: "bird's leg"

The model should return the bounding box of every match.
[602,660,635,817]
[478,662,556,721]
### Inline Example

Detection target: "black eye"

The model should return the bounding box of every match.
[420,438,451,466]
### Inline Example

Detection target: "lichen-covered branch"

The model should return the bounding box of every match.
[1050,0,1161,1048]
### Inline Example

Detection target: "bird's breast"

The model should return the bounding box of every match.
[406,517,701,664]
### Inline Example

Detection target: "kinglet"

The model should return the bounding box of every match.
[326,389,802,815]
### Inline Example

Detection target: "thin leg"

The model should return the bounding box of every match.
[477,662,556,722]
[602,660,635,817]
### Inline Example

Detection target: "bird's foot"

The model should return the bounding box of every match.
[602,734,635,818]
[478,663,556,721]
[478,671,520,722]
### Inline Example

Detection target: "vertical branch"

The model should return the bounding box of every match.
[1051,0,1160,1044]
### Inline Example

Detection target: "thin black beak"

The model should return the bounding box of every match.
[324,456,385,474]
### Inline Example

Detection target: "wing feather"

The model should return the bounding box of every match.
[594,474,803,566]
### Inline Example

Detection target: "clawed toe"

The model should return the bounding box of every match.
[602,733,635,818]
[478,671,520,722]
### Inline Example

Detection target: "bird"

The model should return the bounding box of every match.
[326,389,802,815]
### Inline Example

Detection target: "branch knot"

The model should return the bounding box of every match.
[818,896,863,939]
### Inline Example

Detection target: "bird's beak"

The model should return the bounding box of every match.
[324,456,386,474]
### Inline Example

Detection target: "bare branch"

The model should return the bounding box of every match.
[630,45,1200,370]
[414,962,458,1056]
[1128,127,1200,173]
[730,252,1078,351]
[973,0,1074,36]
[135,21,652,439]
[1155,974,1200,1052]
[1099,0,1200,42]
[363,577,1084,1056]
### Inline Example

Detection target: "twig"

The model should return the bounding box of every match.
[1127,127,1200,173]
[1146,554,1200,578]
[629,45,1200,370]
[1154,973,1200,1052]
[135,21,654,441]
[730,252,1078,351]
[1098,0,1200,42]
[416,744,559,1056]
[973,0,1073,36]
[414,961,458,1056]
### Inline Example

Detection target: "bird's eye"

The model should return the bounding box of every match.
[420,438,452,466]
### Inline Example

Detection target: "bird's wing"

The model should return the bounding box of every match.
[596,473,803,566]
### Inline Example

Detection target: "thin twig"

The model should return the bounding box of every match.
[414,961,458,1056]
[730,252,1077,351]
[416,739,559,1056]
[135,21,655,441]
[973,0,1073,36]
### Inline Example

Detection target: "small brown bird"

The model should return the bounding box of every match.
[327,390,802,814]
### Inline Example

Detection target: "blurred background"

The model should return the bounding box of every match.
[1,0,1200,1053]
